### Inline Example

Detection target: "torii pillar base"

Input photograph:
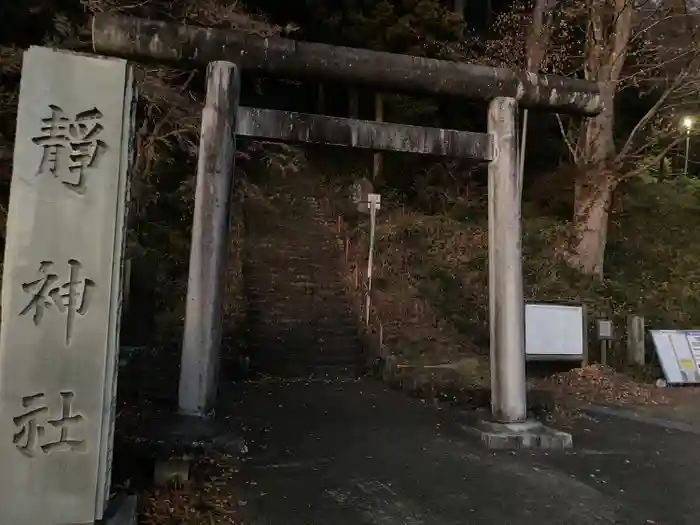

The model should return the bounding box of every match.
[471,418,573,450]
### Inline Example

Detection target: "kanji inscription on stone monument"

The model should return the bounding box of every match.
[0,46,135,525]
[19,259,95,344]
[13,391,86,457]
[32,105,105,188]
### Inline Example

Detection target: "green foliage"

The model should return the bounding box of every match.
[332,163,700,367]
[307,0,467,57]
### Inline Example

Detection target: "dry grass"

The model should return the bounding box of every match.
[347,209,486,363]
[306,166,700,410]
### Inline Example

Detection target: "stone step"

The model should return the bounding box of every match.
[245,275,345,285]
[252,318,359,329]
[245,266,342,277]
[246,299,356,310]
[246,342,362,356]
[245,266,342,275]
[246,292,353,302]
[249,329,359,339]
[246,290,350,302]
[248,244,334,253]
[246,278,346,286]
[246,288,350,298]
[247,310,360,322]
[242,191,365,382]
[246,349,362,362]
[249,355,362,368]
[245,253,340,264]
[247,343,362,360]
[246,310,358,322]
[252,363,363,380]
[253,313,356,322]
[246,229,338,239]
[247,332,360,342]
[249,279,348,288]
[245,274,345,284]
[246,336,363,350]
[248,331,360,344]
[250,243,340,252]
[249,248,338,258]
[247,313,358,323]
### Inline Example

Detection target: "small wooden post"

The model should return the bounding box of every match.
[601,340,608,367]
[627,315,645,366]
[179,61,240,417]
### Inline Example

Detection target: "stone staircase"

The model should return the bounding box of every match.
[241,178,364,380]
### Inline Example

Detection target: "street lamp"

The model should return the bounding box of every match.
[683,116,693,176]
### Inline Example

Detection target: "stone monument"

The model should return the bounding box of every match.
[0,47,135,525]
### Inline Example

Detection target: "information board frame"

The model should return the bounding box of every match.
[524,302,588,363]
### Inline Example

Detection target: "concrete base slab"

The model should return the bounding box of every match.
[467,418,573,450]
[143,412,248,456]
[102,494,138,525]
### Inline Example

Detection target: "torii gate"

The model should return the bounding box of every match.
[91,14,601,435]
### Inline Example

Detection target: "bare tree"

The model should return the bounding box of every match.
[484,0,700,277]
[557,0,700,275]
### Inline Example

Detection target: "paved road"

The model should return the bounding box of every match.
[224,377,697,525]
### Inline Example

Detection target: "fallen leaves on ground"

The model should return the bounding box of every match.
[536,365,670,407]
[142,455,242,525]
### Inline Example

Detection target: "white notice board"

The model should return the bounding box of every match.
[650,330,700,385]
[525,303,586,360]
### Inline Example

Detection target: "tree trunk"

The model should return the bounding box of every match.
[568,82,617,277]
[565,0,632,277]
[568,169,617,276]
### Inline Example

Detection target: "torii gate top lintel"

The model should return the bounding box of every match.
[91,14,602,117]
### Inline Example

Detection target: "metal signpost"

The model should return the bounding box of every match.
[596,319,614,366]
[364,193,381,326]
